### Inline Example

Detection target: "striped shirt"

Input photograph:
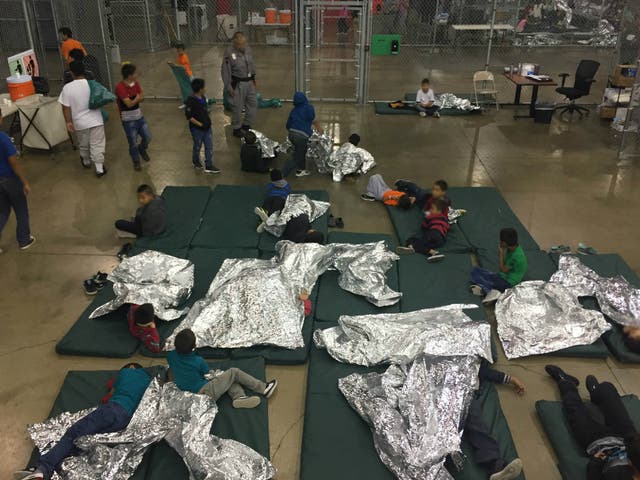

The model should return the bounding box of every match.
[422,212,449,237]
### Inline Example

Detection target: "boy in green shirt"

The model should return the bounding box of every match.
[470,228,528,304]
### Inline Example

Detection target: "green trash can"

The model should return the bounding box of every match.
[371,34,401,55]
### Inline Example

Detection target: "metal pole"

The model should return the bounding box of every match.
[96,0,113,90]
[485,0,498,69]
[22,0,35,50]
[431,0,439,52]
[143,0,154,52]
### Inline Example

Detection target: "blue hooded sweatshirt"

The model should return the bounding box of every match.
[286,92,315,137]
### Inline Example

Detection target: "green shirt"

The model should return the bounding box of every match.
[499,245,527,286]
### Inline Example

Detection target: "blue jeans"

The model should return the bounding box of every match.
[470,267,512,295]
[190,126,213,168]
[122,117,151,163]
[415,104,440,116]
[282,131,309,177]
[0,175,31,247]
[37,402,131,479]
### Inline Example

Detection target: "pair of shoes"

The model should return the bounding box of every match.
[470,285,483,297]
[295,169,311,177]
[19,236,36,250]
[489,458,523,480]
[133,162,142,171]
[117,243,133,260]
[361,193,376,202]
[254,206,269,223]
[83,279,104,295]
[433,111,441,118]
[193,162,203,169]
[577,243,597,255]
[482,289,502,304]
[116,229,137,239]
[233,128,246,138]
[13,468,44,480]
[204,165,222,174]
[396,245,415,255]
[96,167,108,178]
[80,157,91,169]
[427,252,445,263]
[419,111,427,117]
[544,365,580,386]
[232,396,261,409]
[139,149,151,162]
[328,215,344,228]
[551,245,572,254]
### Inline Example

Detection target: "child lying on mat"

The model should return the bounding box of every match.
[283,214,324,244]
[394,178,451,216]
[470,228,528,305]
[128,303,162,353]
[255,169,291,232]
[15,363,151,480]
[167,329,278,409]
[395,199,449,262]
[115,184,166,238]
[545,365,640,480]
[361,174,414,209]
[623,327,640,354]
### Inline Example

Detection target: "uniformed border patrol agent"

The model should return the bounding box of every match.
[221,32,258,138]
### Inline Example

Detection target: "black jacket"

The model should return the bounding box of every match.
[185,95,211,131]
[283,214,311,243]
[135,197,166,237]
[241,144,269,173]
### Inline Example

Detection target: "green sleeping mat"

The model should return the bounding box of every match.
[258,190,331,254]
[477,249,556,282]
[384,203,472,254]
[314,232,400,323]
[603,327,640,363]
[191,184,265,249]
[536,394,640,480]
[134,186,212,250]
[374,102,480,116]
[301,342,523,480]
[27,358,270,479]
[447,187,539,253]
[139,247,259,358]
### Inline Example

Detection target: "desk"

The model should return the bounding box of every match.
[503,73,557,119]
[1,93,21,139]
[245,22,292,44]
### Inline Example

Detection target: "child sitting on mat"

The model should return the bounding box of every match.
[470,228,528,304]
[115,184,166,238]
[395,178,451,215]
[254,169,291,232]
[14,363,151,480]
[128,303,162,353]
[361,174,414,209]
[396,198,449,262]
[241,130,271,173]
[168,329,278,409]
[415,78,440,118]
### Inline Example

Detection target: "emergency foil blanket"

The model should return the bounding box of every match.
[326,142,376,182]
[314,305,492,366]
[495,280,611,359]
[435,93,479,111]
[249,129,279,158]
[264,193,330,237]
[551,255,640,327]
[28,378,275,480]
[90,250,193,321]
[280,131,333,174]
[339,355,481,480]
[166,241,401,350]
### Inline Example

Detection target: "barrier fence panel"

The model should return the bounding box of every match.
[0,0,36,81]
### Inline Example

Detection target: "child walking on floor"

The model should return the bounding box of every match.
[470,228,528,304]
[168,329,277,409]
[254,169,291,232]
[396,198,449,262]
[185,78,221,174]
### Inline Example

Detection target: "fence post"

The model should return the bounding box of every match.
[485,0,498,70]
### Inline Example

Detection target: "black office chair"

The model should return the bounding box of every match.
[555,60,600,117]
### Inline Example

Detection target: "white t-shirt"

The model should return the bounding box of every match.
[58,79,104,130]
[416,88,435,105]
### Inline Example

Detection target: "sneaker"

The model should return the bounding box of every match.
[427,253,445,263]
[116,229,137,239]
[419,111,427,117]
[139,150,151,162]
[482,289,502,304]
[395,245,415,255]
[360,193,376,202]
[14,468,45,480]
[232,395,261,409]
[204,165,222,174]
[96,167,108,178]
[263,379,278,398]
[586,374,599,394]
[19,236,36,250]
[489,458,523,480]
[433,111,441,118]
[254,206,269,223]
[551,245,571,254]
[470,285,483,297]
[117,242,133,260]
[295,169,311,177]
[577,243,597,255]
[193,163,203,169]
[545,365,579,386]
[256,221,266,233]
[91,271,108,288]
[133,162,142,171]
[83,279,98,295]
[80,157,91,169]
[233,128,246,138]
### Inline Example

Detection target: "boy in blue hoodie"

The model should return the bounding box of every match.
[254,169,291,233]
[282,92,323,178]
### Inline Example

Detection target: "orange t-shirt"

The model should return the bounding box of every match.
[177,52,192,77]
[382,190,406,206]
[61,38,87,63]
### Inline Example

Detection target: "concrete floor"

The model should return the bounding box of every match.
[1,98,639,480]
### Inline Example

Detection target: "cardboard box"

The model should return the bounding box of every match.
[611,64,638,87]
[599,105,616,119]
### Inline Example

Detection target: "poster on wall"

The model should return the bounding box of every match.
[7,49,39,77]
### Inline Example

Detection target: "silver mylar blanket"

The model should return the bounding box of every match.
[165,241,400,350]
[326,142,376,182]
[249,129,279,158]
[314,305,492,366]
[339,355,481,480]
[89,250,194,321]
[551,255,640,327]
[28,378,275,480]
[495,280,611,359]
[435,93,479,111]
[280,131,333,174]
[264,193,330,237]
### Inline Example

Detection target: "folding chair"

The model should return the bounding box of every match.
[473,70,499,110]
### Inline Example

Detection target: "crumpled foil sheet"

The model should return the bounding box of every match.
[339,355,480,480]
[551,255,640,327]
[555,0,573,26]
[89,250,194,321]
[314,304,492,366]
[325,142,377,182]
[448,208,465,224]
[495,280,611,359]
[28,378,275,480]
[264,193,330,238]
[249,129,279,158]
[165,241,400,350]
[435,93,479,111]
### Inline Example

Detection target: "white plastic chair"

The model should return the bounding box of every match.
[473,70,499,110]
